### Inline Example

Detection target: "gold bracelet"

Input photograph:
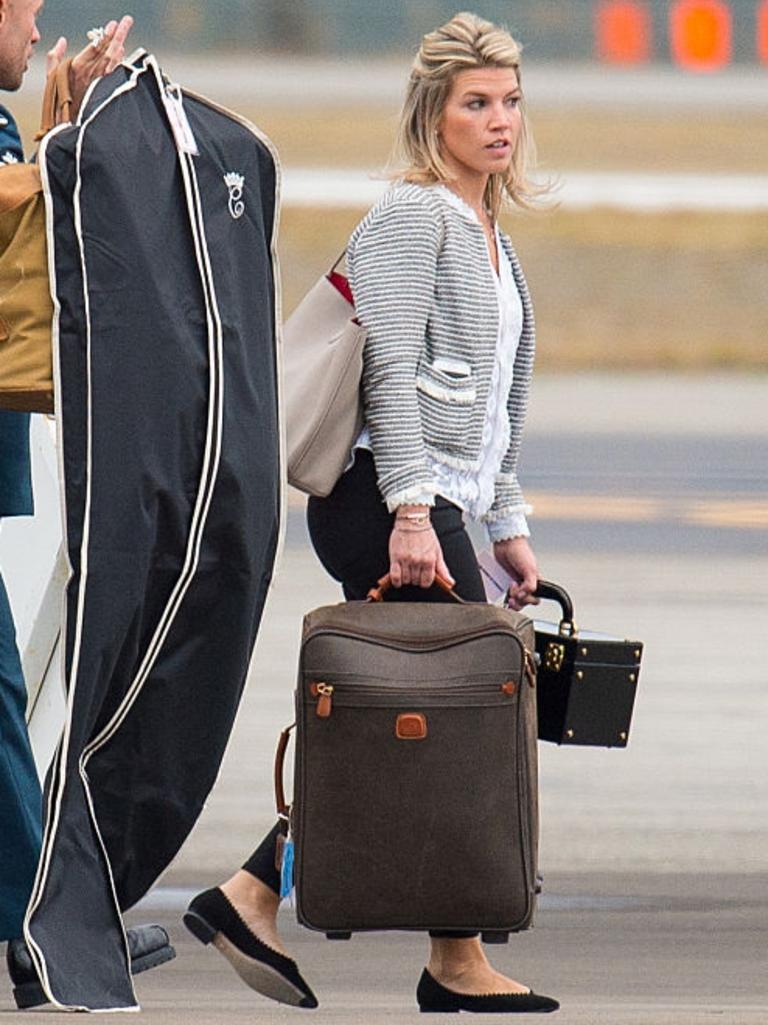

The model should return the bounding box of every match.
[396,512,430,525]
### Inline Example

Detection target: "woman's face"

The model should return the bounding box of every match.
[438,67,522,186]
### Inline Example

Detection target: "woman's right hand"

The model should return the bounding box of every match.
[389,517,455,590]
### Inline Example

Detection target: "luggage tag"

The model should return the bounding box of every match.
[275,820,295,906]
[476,549,517,605]
[161,85,200,157]
[279,837,295,903]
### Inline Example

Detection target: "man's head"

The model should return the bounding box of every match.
[0,0,42,91]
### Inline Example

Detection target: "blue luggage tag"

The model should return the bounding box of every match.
[279,837,294,900]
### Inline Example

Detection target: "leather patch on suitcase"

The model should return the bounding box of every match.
[396,713,427,740]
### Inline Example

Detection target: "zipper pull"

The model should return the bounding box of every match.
[524,649,537,688]
[315,682,334,718]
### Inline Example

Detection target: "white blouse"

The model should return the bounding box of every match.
[355,187,530,541]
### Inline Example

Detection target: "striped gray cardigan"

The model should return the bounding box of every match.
[347,182,535,530]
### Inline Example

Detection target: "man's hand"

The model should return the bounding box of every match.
[493,537,540,610]
[46,16,134,121]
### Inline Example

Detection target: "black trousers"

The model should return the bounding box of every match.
[243,451,484,936]
[307,449,486,603]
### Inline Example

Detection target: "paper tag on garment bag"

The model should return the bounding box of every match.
[161,87,200,156]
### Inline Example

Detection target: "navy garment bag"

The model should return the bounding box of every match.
[25,53,282,1010]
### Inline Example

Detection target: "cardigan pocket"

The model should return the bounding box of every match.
[416,359,476,406]
[416,359,476,456]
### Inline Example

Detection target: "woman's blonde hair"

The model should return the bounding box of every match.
[395,11,540,217]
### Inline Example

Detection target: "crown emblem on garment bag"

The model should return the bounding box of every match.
[224,172,245,220]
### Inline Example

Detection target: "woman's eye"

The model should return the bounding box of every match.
[468,99,484,110]
[506,97,520,108]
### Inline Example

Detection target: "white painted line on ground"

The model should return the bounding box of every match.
[282,169,768,212]
[27,58,760,111]
[287,486,768,531]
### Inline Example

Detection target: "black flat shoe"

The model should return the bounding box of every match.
[183,887,318,1009]
[6,924,176,1010]
[417,969,560,1014]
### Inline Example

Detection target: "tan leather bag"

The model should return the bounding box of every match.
[283,258,367,498]
[0,60,73,414]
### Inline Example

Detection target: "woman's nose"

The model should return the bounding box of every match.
[489,102,513,127]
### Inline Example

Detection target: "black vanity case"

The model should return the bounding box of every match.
[533,582,642,748]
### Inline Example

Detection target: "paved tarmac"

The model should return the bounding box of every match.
[2,374,767,1021]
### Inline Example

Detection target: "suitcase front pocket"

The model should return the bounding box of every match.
[294,674,535,936]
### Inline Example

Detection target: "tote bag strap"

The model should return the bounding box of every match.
[35,59,75,141]
[329,249,347,274]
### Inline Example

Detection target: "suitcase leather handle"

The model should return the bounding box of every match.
[367,573,464,604]
[534,579,577,636]
[274,723,295,827]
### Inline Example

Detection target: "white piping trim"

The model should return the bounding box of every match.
[40,54,225,1005]
[25,54,284,1010]
[80,148,226,760]
[24,59,152,1014]
[23,120,75,1012]
[79,58,225,756]
[77,76,286,909]
[79,54,284,904]
[179,85,286,571]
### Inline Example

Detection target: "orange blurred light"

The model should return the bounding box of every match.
[596,1,652,64]
[758,0,768,63]
[670,0,732,71]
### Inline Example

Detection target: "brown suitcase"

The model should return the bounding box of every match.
[277,576,540,942]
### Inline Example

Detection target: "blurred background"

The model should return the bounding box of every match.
[14,0,768,369]
[26,0,768,61]
[5,6,766,1017]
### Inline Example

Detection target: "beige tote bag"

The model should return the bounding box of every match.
[283,261,366,497]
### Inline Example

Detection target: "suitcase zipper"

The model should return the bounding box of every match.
[524,649,537,688]
[314,683,335,719]
[304,623,531,654]
[309,678,521,718]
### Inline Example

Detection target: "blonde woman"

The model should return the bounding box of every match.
[185,12,559,1015]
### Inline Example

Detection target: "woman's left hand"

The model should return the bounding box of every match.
[493,537,540,610]
[46,16,134,121]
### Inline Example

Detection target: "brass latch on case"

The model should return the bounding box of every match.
[544,642,566,672]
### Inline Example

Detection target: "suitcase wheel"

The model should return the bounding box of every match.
[481,931,510,945]
[326,931,352,940]
[535,874,544,895]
